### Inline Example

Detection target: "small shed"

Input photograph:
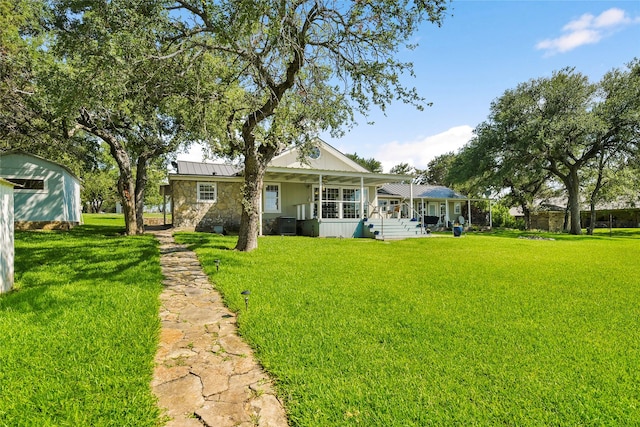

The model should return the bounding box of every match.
[0,151,82,230]
[0,178,15,294]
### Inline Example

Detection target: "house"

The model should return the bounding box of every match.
[168,140,412,238]
[0,151,82,230]
[167,140,480,239]
[0,178,15,293]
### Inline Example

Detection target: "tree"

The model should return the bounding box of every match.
[0,0,43,142]
[346,153,383,173]
[82,168,118,213]
[458,65,640,235]
[389,162,414,176]
[424,152,455,186]
[47,0,202,234]
[449,122,553,230]
[169,0,449,251]
[583,59,640,233]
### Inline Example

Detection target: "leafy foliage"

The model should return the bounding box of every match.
[168,0,449,250]
[450,61,640,234]
[346,152,383,173]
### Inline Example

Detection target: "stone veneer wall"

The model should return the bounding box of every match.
[171,180,243,232]
[14,221,78,231]
[530,212,565,232]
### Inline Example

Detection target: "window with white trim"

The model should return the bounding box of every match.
[314,186,367,219]
[264,183,281,213]
[454,202,461,215]
[197,182,217,202]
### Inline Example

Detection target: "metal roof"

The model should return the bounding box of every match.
[378,183,467,200]
[171,160,410,186]
[174,161,242,177]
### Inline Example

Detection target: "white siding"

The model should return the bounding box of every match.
[0,180,14,293]
[0,153,81,223]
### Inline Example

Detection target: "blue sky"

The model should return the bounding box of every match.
[178,1,640,172]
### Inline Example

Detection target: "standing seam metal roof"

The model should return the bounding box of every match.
[378,183,467,199]
[175,161,243,177]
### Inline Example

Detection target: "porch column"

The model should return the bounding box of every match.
[259,191,263,236]
[420,198,425,233]
[360,176,365,219]
[445,199,450,227]
[489,199,493,229]
[162,186,167,226]
[409,182,414,219]
[468,199,472,228]
[318,174,323,220]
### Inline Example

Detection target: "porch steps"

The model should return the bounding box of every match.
[364,218,428,240]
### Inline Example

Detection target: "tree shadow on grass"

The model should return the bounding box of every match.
[173,231,237,251]
[4,225,161,318]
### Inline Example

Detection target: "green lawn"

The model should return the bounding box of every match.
[175,230,640,426]
[0,215,163,426]
[3,215,639,425]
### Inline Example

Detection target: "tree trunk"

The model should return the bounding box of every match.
[566,169,582,235]
[235,153,266,252]
[587,155,606,236]
[587,203,597,235]
[108,141,139,235]
[118,173,137,235]
[521,204,531,230]
[134,156,148,234]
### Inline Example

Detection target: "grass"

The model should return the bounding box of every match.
[0,214,163,426]
[175,230,640,426]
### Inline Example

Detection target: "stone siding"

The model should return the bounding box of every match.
[530,212,565,232]
[14,221,78,231]
[171,180,243,232]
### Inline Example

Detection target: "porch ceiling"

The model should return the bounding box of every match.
[264,167,409,186]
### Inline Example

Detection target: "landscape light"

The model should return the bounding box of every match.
[241,290,251,310]
[214,259,220,271]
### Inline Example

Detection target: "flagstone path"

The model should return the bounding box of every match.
[149,229,289,427]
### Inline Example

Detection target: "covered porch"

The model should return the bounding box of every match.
[260,167,407,238]
[377,183,492,231]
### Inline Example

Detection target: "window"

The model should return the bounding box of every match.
[264,183,280,213]
[343,189,358,219]
[197,182,216,202]
[454,202,461,215]
[6,178,45,191]
[321,187,340,218]
[314,186,367,219]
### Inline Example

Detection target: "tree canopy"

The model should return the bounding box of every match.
[450,61,640,233]
[168,0,449,250]
[346,153,383,173]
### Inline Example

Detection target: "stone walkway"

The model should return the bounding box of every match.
[149,229,289,427]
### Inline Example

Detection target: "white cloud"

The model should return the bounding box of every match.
[375,125,474,173]
[594,8,631,28]
[536,29,602,53]
[536,8,638,56]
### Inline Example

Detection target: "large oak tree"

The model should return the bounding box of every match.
[47,0,211,234]
[168,0,449,251]
[453,62,640,234]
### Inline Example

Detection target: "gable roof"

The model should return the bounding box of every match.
[0,150,80,180]
[269,139,369,173]
[379,183,467,200]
